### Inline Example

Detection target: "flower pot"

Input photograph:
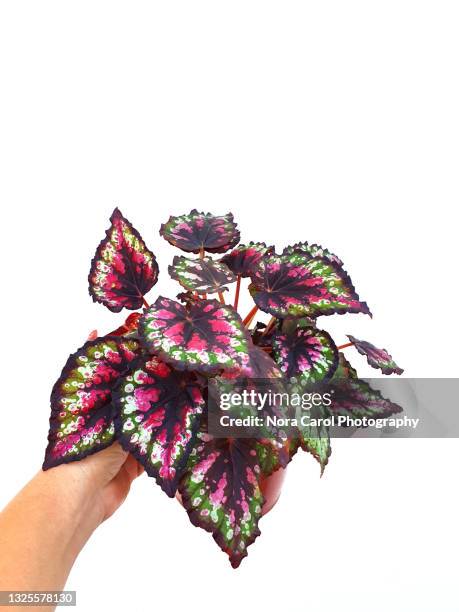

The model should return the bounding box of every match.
[176,467,287,516]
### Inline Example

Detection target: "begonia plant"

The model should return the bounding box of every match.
[43,208,403,568]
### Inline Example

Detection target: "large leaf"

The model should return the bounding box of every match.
[43,337,141,469]
[283,241,343,266]
[140,297,250,373]
[347,335,404,375]
[169,256,236,294]
[89,208,159,312]
[160,210,240,254]
[178,435,267,568]
[272,326,339,383]
[113,357,205,497]
[249,253,371,318]
[221,242,273,277]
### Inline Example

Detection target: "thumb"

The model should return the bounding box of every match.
[79,442,129,488]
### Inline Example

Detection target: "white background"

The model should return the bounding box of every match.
[1,2,458,611]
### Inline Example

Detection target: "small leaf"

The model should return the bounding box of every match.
[249,253,371,318]
[272,327,339,383]
[160,210,240,254]
[178,434,267,568]
[299,408,331,475]
[283,242,343,266]
[333,352,358,379]
[347,335,404,375]
[89,208,159,312]
[114,357,205,497]
[221,242,274,277]
[43,337,141,469]
[288,379,332,474]
[169,256,236,294]
[330,378,403,419]
[140,297,250,374]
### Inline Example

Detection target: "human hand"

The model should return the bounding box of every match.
[0,443,143,606]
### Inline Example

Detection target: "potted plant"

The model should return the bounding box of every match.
[43,209,403,568]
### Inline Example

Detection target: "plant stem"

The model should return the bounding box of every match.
[243,304,258,327]
[337,341,353,350]
[261,316,277,337]
[233,275,241,311]
[142,297,150,309]
[218,291,225,304]
[199,247,205,260]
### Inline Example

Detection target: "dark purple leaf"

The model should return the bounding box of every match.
[221,242,274,277]
[88,208,159,312]
[140,297,250,373]
[114,357,205,497]
[272,327,339,382]
[160,210,240,254]
[43,337,141,469]
[249,253,371,318]
[330,378,403,419]
[347,335,404,375]
[169,256,236,294]
[283,241,343,266]
[178,434,270,568]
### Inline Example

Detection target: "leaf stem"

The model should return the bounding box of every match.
[142,297,150,309]
[218,291,225,304]
[199,247,205,260]
[234,275,241,311]
[337,341,353,350]
[261,316,277,337]
[243,304,259,327]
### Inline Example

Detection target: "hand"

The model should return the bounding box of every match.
[65,442,144,527]
[0,443,143,609]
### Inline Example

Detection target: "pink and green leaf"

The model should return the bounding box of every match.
[283,241,343,266]
[272,326,339,383]
[169,256,236,294]
[287,378,332,474]
[330,378,403,419]
[334,352,358,379]
[178,435,267,568]
[160,210,240,254]
[140,297,250,374]
[88,208,159,312]
[347,335,404,375]
[249,253,371,318]
[114,357,205,497]
[43,337,141,469]
[299,413,331,475]
[221,242,274,278]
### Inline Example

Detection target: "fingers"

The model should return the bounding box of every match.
[122,454,143,484]
[100,455,144,521]
[79,442,129,488]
